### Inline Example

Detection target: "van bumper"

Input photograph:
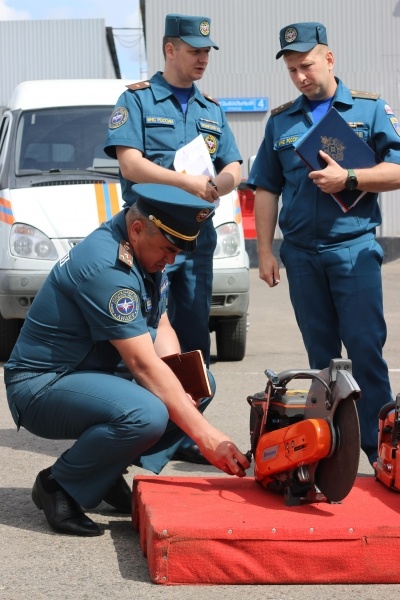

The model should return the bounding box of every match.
[0,271,48,318]
[210,267,249,318]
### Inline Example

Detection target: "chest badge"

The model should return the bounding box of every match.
[204,134,217,154]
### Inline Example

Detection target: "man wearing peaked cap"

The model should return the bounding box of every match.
[133,183,214,252]
[248,21,400,467]
[105,12,242,464]
[4,183,249,537]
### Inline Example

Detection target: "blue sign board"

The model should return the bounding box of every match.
[217,97,268,113]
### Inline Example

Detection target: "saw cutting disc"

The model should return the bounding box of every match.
[315,396,360,502]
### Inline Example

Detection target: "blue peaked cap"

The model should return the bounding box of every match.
[276,22,328,59]
[165,14,219,49]
[131,183,214,252]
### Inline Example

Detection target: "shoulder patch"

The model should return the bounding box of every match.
[108,289,140,322]
[126,80,151,91]
[201,91,219,105]
[350,89,380,100]
[271,100,295,116]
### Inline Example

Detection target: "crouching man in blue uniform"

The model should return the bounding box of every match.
[4,184,250,537]
[248,22,400,466]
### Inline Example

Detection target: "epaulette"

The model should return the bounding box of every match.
[202,91,219,105]
[271,100,295,116]
[126,80,151,91]
[118,240,134,267]
[351,89,380,100]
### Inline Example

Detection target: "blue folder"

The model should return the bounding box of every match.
[294,107,381,212]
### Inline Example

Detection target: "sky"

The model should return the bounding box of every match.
[0,0,147,79]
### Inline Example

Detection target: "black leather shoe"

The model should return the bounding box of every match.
[32,474,102,536]
[172,444,211,465]
[103,476,132,514]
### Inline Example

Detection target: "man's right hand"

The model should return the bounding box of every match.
[196,432,251,477]
[181,173,219,202]
[258,251,280,288]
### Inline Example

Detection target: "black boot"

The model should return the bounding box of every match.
[32,471,102,536]
[103,476,132,514]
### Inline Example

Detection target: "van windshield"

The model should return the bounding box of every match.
[15,106,119,175]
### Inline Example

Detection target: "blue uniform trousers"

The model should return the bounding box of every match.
[6,370,215,508]
[166,220,216,368]
[280,237,391,463]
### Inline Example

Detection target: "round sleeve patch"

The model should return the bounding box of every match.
[109,107,129,129]
[109,289,140,322]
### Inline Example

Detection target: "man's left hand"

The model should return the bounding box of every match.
[308,150,348,193]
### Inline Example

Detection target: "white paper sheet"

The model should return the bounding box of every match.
[173,134,215,178]
[173,135,219,207]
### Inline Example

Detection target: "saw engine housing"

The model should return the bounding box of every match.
[247,359,361,506]
[375,393,400,490]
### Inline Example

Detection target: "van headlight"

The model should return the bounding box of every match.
[213,222,241,259]
[10,224,58,259]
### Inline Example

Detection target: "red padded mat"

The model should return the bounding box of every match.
[132,475,400,585]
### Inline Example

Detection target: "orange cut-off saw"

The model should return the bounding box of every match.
[247,358,361,506]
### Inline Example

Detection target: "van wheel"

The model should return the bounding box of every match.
[215,315,247,362]
[0,315,23,361]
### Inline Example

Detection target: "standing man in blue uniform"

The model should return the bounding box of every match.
[104,14,242,464]
[4,184,250,537]
[248,22,400,465]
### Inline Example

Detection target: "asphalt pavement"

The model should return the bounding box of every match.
[1,262,400,599]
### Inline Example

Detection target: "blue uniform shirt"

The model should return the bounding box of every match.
[5,210,168,374]
[248,78,400,251]
[104,71,242,205]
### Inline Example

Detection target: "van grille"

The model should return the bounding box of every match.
[31,179,107,187]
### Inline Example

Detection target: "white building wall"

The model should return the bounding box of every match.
[145,0,400,237]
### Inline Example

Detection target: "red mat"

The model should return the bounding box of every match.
[132,475,400,585]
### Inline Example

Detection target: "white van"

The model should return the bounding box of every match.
[0,79,249,362]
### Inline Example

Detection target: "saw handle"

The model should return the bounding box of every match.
[273,369,321,386]
[271,370,332,402]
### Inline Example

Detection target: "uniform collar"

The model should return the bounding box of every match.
[286,78,354,116]
[149,71,208,107]
[112,210,163,287]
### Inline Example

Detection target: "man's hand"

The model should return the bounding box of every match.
[181,173,219,202]
[258,251,280,288]
[308,150,348,193]
[198,437,251,477]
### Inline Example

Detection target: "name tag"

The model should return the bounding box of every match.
[276,135,301,149]
[198,119,221,134]
[145,116,175,126]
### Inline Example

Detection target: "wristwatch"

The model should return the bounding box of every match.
[345,169,358,191]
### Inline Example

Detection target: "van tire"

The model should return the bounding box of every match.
[0,315,23,361]
[215,315,247,362]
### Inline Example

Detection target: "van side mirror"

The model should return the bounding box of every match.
[248,155,256,173]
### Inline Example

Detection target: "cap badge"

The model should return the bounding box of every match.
[199,21,210,36]
[196,208,211,222]
[284,27,298,44]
